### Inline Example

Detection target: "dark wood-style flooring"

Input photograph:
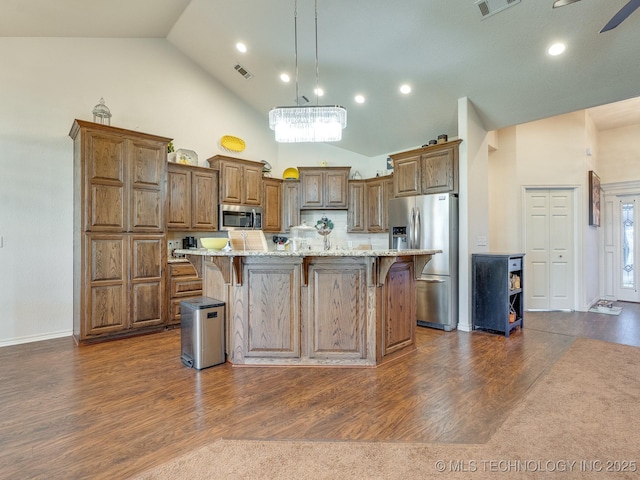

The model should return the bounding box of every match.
[1,302,639,479]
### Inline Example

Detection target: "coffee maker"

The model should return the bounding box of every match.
[182,236,197,249]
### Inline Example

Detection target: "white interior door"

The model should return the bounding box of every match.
[525,189,575,310]
[614,196,640,302]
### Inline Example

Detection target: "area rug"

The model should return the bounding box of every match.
[132,338,640,479]
[588,306,622,316]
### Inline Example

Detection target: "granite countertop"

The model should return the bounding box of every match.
[174,248,441,257]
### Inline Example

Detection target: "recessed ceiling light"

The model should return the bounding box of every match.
[355,94,365,104]
[280,73,290,83]
[314,87,324,97]
[400,84,412,95]
[236,42,247,53]
[548,42,566,56]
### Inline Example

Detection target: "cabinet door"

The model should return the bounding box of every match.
[325,170,348,208]
[383,177,394,231]
[219,161,243,204]
[191,169,218,231]
[282,181,300,232]
[422,146,457,194]
[85,131,127,232]
[347,181,366,232]
[130,235,165,328]
[85,234,128,336]
[128,138,165,232]
[300,170,324,209]
[381,259,416,358]
[263,178,283,232]
[306,260,367,360]
[243,164,263,206]
[242,259,301,358]
[393,155,421,197]
[166,166,191,230]
[365,179,384,232]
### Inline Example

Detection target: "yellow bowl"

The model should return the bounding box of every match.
[200,237,228,250]
[283,167,299,180]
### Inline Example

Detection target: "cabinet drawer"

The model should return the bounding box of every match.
[169,262,197,277]
[170,295,203,323]
[508,258,522,272]
[170,277,203,297]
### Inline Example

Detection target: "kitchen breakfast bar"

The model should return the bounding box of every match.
[178,248,440,367]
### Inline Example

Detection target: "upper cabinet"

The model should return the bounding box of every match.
[167,163,218,232]
[299,166,350,210]
[70,119,169,233]
[347,180,366,233]
[391,140,462,197]
[207,155,263,206]
[263,177,283,233]
[282,180,300,232]
[347,176,394,233]
[366,176,394,232]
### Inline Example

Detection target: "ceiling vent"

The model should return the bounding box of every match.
[475,0,521,18]
[234,63,253,80]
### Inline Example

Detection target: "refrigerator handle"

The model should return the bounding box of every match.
[409,207,415,249]
[415,207,421,249]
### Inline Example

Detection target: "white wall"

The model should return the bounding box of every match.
[0,37,269,345]
[597,124,640,183]
[457,98,489,331]
[487,110,617,310]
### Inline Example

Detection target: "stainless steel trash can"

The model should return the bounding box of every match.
[180,297,225,369]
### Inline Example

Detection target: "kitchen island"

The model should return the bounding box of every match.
[176,248,440,367]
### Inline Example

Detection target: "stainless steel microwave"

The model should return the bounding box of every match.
[219,204,263,231]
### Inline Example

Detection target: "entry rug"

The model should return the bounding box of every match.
[588,306,622,316]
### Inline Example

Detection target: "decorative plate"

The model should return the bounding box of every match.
[220,135,246,152]
[172,149,198,165]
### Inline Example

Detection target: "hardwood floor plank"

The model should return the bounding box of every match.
[1,304,638,479]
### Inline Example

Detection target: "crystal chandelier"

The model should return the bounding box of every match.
[269,0,347,143]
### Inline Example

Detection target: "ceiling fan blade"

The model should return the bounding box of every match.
[601,0,640,32]
[552,0,581,8]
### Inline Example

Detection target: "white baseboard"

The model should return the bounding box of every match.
[0,330,73,348]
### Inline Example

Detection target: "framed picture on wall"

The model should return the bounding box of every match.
[589,170,601,227]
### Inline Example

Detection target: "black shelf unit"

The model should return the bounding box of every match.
[472,253,525,337]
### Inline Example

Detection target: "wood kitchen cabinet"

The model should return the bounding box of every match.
[299,166,350,210]
[167,163,218,231]
[282,180,300,232]
[366,176,394,232]
[70,119,170,343]
[391,139,462,197]
[347,180,366,232]
[76,121,167,233]
[207,155,263,206]
[82,233,166,338]
[167,261,202,326]
[263,177,283,233]
[347,176,394,233]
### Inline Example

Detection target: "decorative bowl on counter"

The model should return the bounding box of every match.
[200,237,228,250]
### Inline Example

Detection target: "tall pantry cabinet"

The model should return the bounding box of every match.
[70,120,171,343]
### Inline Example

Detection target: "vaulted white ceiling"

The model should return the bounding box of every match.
[2,0,639,156]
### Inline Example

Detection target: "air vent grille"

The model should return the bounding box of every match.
[234,63,253,80]
[475,0,521,18]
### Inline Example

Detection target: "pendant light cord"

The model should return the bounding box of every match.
[314,0,319,107]
[294,0,299,106]
[293,0,320,107]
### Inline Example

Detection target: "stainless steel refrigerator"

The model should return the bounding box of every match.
[388,193,458,331]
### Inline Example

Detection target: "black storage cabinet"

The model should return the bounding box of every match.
[472,253,524,337]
